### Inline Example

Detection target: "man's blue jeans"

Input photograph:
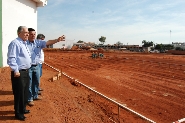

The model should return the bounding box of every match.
[28,65,40,102]
[38,63,43,90]
[39,64,42,77]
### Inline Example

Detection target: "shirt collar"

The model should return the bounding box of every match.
[17,37,26,44]
[27,40,36,44]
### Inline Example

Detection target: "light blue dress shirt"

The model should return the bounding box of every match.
[7,37,32,72]
[27,39,46,65]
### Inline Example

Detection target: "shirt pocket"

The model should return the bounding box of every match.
[34,45,41,56]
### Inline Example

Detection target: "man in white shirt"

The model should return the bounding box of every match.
[37,34,45,92]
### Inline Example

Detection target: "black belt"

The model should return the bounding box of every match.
[31,64,38,67]
[19,69,29,71]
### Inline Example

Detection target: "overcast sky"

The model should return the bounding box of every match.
[37,0,185,47]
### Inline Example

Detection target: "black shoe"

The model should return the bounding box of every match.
[24,110,30,114]
[15,114,25,121]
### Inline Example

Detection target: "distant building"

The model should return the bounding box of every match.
[53,40,74,49]
[0,0,47,67]
[94,44,140,50]
[72,42,95,49]
[73,43,85,47]
[172,42,185,49]
[142,46,152,52]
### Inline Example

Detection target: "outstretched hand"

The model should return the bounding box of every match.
[46,36,66,46]
[57,35,65,42]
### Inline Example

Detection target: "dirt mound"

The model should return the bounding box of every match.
[71,45,79,50]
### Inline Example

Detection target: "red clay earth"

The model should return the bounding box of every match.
[0,50,185,123]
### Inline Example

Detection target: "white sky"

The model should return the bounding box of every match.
[37,0,185,47]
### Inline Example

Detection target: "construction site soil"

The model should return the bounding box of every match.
[0,50,185,123]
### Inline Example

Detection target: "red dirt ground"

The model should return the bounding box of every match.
[0,50,185,123]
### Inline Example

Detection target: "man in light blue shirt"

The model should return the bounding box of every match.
[27,28,65,106]
[7,26,31,121]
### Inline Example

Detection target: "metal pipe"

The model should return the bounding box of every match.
[118,106,120,122]
[173,118,185,123]
[44,62,156,123]
[62,72,156,123]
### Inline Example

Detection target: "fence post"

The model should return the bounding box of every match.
[118,106,120,122]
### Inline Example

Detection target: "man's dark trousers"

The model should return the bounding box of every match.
[11,70,29,116]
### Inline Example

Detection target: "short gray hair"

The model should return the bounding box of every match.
[17,26,27,34]
[37,34,45,39]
